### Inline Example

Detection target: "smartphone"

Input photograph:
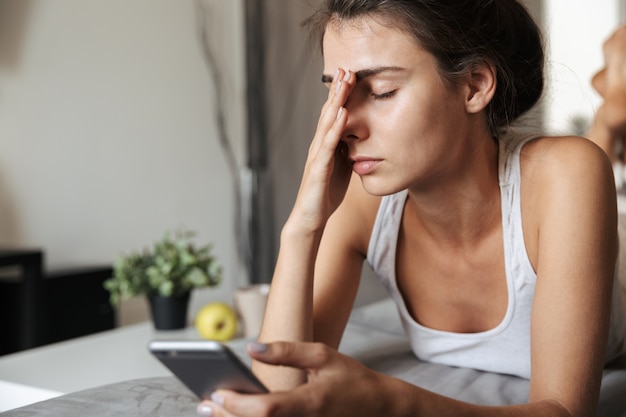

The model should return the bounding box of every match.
[148,340,268,399]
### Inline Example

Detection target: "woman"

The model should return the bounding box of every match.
[200,1,625,416]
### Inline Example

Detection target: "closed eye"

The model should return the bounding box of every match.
[372,90,396,100]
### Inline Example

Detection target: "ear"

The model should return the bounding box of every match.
[464,61,496,114]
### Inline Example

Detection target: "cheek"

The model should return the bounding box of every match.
[388,100,465,166]
[381,93,455,141]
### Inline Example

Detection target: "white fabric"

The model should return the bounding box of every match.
[367,135,626,380]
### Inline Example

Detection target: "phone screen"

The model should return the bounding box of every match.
[149,340,268,399]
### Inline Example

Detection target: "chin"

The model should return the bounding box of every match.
[359,176,405,197]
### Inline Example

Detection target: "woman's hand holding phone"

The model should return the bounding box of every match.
[198,341,405,417]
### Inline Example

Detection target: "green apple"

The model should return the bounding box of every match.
[195,302,238,341]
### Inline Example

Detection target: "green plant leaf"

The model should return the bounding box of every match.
[103,228,222,305]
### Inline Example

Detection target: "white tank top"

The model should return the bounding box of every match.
[366,136,626,379]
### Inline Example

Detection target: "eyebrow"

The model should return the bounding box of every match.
[321,66,405,84]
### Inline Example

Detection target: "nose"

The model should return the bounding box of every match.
[342,93,369,141]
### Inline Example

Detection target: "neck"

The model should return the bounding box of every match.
[406,135,500,246]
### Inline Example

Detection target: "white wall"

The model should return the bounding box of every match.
[543,0,621,134]
[0,0,247,323]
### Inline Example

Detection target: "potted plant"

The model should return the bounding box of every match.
[104,229,222,330]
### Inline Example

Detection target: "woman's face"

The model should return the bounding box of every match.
[322,18,475,196]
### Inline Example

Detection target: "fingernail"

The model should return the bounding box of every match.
[334,68,340,80]
[197,402,213,416]
[335,79,342,93]
[337,107,344,119]
[211,392,225,406]
[343,70,351,81]
[248,341,269,353]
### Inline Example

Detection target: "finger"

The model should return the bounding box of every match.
[214,389,311,417]
[309,69,353,156]
[308,97,350,165]
[321,69,353,129]
[320,68,351,114]
[247,341,335,371]
[315,68,346,131]
[197,400,213,416]
[197,399,237,417]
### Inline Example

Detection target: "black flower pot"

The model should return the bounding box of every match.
[148,292,191,330]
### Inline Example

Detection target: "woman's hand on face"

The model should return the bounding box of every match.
[289,68,355,233]
[197,341,394,417]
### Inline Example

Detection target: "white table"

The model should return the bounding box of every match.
[0,299,405,413]
[0,322,201,411]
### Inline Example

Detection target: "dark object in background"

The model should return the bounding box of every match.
[0,265,115,356]
[42,267,115,346]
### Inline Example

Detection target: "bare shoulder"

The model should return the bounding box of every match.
[520,135,615,194]
[519,135,617,265]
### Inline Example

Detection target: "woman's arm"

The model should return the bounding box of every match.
[311,175,380,349]
[522,136,617,416]
[251,68,365,391]
[207,341,583,417]
[253,176,372,390]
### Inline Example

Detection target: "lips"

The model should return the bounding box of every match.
[351,157,382,175]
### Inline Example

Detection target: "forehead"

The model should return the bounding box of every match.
[322,17,427,74]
